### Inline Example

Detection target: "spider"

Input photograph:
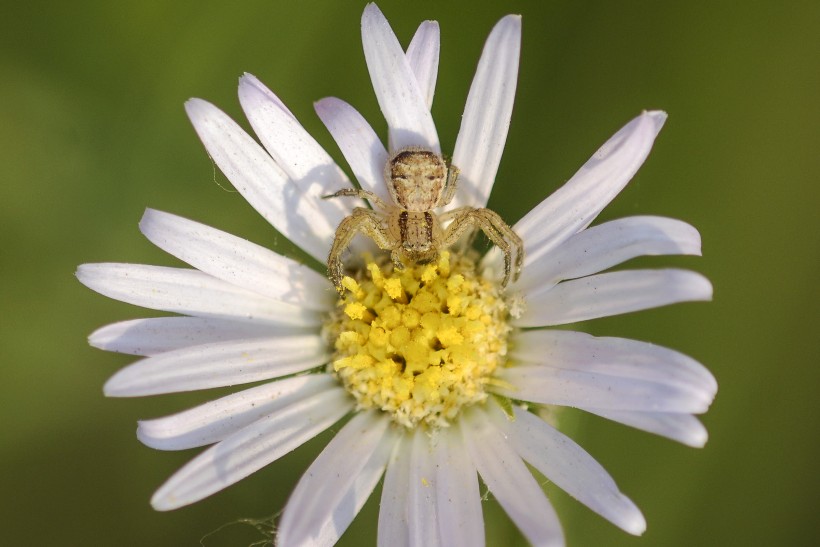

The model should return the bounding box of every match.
[326,147,523,294]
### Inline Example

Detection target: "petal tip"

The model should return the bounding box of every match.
[362,2,385,24]
[184,98,212,122]
[644,110,668,131]
[693,273,714,301]
[626,512,647,536]
[101,379,120,397]
[150,492,177,512]
[688,427,709,448]
[75,263,93,284]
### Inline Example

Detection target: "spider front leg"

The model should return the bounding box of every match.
[438,164,461,207]
[323,187,390,211]
[328,208,397,293]
[441,208,524,287]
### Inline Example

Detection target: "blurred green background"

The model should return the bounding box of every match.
[1,0,818,545]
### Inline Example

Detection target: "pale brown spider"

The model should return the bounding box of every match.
[326,147,523,293]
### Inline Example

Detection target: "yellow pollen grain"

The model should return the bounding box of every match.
[338,330,363,347]
[464,306,481,321]
[342,276,362,296]
[421,264,439,284]
[401,308,421,329]
[389,325,411,348]
[366,263,384,288]
[327,253,511,429]
[447,274,464,292]
[437,327,464,348]
[344,302,368,321]
[447,295,464,316]
[384,278,404,300]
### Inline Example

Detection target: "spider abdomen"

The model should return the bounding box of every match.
[396,210,440,263]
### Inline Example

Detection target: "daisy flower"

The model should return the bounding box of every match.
[77,4,716,546]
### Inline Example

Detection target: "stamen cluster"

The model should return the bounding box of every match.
[328,252,511,428]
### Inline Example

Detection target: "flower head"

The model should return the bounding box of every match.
[78,4,715,545]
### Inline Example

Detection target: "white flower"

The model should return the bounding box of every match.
[77,4,715,546]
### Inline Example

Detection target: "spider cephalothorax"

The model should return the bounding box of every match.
[327,147,523,293]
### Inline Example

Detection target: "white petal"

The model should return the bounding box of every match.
[515,111,668,263]
[361,4,440,152]
[379,434,411,547]
[104,336,329,396]
[405,21,440,110]
[314,97,390,203]
[435,426,484,547]
[77,263,321,326]
[582,408,709,447]
[237,74,362,248]
[151,385,352,510]
[451,15,521,210]
[139,209,334,310]
[515,216,702,293]
[511,330,717,398]
[185,97,330,262]
[138,375,337,450]
[516,268,713,327]
[88,317,290,356]
[408,429,439,546]
[278,411,395,546]
[494,365,711,413]
[462,409,564,547]
[490,403,645,535]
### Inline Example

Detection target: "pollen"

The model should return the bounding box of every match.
[327,251,512,429]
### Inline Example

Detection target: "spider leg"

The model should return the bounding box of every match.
[441,208,524,287]
[328,208,396,293]
[439,206,477,253]
[390,249,404,271]
[324,188,391,211]
[439,206,472,223]
[438,163,461,207]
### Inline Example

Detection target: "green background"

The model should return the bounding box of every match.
[1,1,818,545]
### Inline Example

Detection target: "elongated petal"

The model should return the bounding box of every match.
[77,263,317,326]
[89,317,303,356]
[278,411,395,546]
[315,97,390,203]
[104,336,329,396]
[515,216,702,293]
[140,208,334,310]
[462,409,563,547]
[435,426,484,547]
[151,386,352,510]
[511,330,717,397]
[185,98,330,261]
[582,408,709,447]
[138,375,337,450]
[494,365,711,413]
[408,428,439,546]
[361,4,439,152]
[379,434,411,547]
[516,268,713,327]
[238,74,360,243]
[491,404,645,535]
[451,15,521,209]
[406,21,440,110]
[515,111,667,263]
[77,263,321,326]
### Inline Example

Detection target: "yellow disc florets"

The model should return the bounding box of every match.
[327,251,511,429]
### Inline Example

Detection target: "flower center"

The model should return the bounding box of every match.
[327,251,511,429]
